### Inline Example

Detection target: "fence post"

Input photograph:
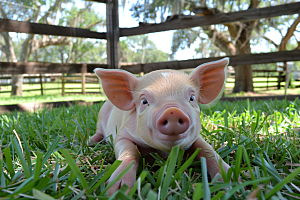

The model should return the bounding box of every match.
[106,0,120,69]
[39,74,44,95]
[266,72,269,90]
[62,74,65,96]
[284,62,292,96]
[81,64,87,94]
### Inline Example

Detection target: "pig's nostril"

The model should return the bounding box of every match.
[178,119,183,124]
[162,120,168,125]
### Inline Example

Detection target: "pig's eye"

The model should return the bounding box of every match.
[141,99,148,105]
[190,95,195,102]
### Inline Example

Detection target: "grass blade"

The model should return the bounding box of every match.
[128,170,147,197]
[89,160,122,192]
[0,148,2,183]
[4,146,15,178]
[147,189,158,200]
[101,161,134,195]
[201,157,211,200]
[234,145,243,181]
[170,148,200,185]
[22,133,32,174]
[155,164,167,189]
[34,150,43,181]
[42,135,61,166]
[223,177,272,200]
[60,148,89,191]
[243,146,256,187]
[33,188,56,200]
[192,183,203,200]
[161,145,179,199]
[265,167,300,199]
[12,138,31,179]
[211,191,225,200]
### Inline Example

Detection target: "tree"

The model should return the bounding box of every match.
[120,35,169,63]
[261,14,300,90]
[0,0,105,96]
[261,15,300,52]
[129,0,299,93]
[0,0,40,95]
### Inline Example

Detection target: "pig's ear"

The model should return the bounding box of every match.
[94,68,138,111]
[190,58,229,109]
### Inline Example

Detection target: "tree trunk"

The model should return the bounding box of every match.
[202,23,254,93]
[231,23,254,93]
[233,65,253,92]
[0,32,23,96]
[227,0,260,93]
[11,75,23,96]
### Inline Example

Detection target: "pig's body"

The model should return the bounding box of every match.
[91,58,231,195]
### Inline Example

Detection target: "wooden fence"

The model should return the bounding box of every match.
[0,1,300,97]
[1,66,299,97]
[227,69,300,91]
[0,73,100,96]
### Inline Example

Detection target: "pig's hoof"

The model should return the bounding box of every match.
[107,181,122,196]
[107,180,132,196]
[88,140,96,147]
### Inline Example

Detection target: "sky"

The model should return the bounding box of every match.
[91,1,290,61]
[93,2,200,61]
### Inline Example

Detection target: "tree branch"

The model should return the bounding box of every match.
[0,4,8,19]
[232,22,244,45]
[40,0,64,24]
[20,2,41,62]
[279,14,300,51]
[84,20,105,29]
[203,26,236,55]
[0,32,17,62]
[223,22,239,39]
[20,34,34,62]
[248,0,261,9]
[68,3,93,27]
[262,36,279,48]
[73,51,87,63]
[27,1,40,22]
[0,0,16,62]
[31,36,70,52]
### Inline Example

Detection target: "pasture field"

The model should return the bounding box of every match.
[0,99,300,199]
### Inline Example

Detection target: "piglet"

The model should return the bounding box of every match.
[91,58,231,195]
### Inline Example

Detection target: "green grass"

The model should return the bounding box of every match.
[0,82,101,98]
[0,99,300,199]
[0,94,106,105]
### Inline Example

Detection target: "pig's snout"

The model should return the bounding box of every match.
[157,107,190,135]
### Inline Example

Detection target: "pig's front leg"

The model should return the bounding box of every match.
[188,136,230,181]
[107,138,139,196]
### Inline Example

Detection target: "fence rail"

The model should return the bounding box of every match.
[0,73,101,97]
[1,68,299,97]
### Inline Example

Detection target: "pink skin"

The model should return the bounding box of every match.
[91,58,231,196]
